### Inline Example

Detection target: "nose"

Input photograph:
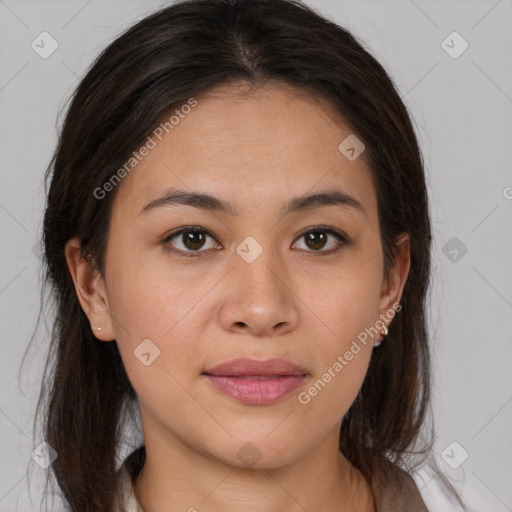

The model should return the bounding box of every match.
[216,247,300,338]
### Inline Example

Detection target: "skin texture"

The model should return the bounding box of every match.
[65,83,410,512]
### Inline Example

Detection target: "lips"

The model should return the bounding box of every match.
[203,358,308,405]
[204,357,308,377]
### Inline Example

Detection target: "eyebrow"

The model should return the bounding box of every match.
[140,187,367,218]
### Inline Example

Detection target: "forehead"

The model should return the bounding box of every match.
[111,83,378,223]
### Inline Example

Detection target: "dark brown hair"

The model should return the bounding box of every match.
[30,0,465,510]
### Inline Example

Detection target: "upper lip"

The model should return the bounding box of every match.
[203,358,308,377]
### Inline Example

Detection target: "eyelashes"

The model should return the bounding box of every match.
[161,225,352,259]
[163,227,221,256]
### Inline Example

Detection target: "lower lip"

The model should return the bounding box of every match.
[205,375,306,405]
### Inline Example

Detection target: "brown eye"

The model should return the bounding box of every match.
[164,228,219,255]
[292,227,348,253]
[163,225,349,258]
[304,231,329,250]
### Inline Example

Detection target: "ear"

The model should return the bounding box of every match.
[64,237,115,341]
[377,232,411,332]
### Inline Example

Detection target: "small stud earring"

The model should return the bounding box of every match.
[373,325,388,347]
[92,326,102,331]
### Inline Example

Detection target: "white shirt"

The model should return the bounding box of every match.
[116,462,141,512]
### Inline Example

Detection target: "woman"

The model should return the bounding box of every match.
[36,0,466,510]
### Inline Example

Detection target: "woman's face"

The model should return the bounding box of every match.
[71,83,409,468]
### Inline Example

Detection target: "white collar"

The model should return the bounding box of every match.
[117,462,143,512]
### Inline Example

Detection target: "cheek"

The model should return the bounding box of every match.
[105,243,202,339]
[315,342,373,405]
[304,317,374,407]
[108,271,204,417]
[300,261,383,344]
[104,250,206,389]
[294,259,381,416]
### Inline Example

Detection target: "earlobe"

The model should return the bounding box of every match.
[64,237,115,341]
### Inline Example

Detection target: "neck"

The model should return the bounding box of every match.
[133,422,374,512]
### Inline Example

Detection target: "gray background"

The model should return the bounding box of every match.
[1,0,511,510]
